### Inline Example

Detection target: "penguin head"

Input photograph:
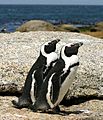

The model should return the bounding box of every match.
[44,39,60,54]
[41,39,60,55]
[62,42,83,57]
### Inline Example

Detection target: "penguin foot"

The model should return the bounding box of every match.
[52,106,60,114]
[29,104,38,112]
[30,102,50,113]
[12,97,31,109]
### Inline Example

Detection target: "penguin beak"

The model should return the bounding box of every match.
[72,42,83,48]
[55,39,60,43]
[51,39,60,44]
[78,42,83,47]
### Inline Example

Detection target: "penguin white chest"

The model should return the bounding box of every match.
[54,55,79,106]
[62,66,78,90]
[55,66,78,106]
[46,52,58,67]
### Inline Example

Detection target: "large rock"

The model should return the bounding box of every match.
[0,96,103,120]
[16,20,57,32]
[0,31,103,100]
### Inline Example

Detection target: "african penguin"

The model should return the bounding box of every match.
[12,39,60,108]
[32,42,83,112]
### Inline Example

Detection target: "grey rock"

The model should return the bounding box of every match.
[0,96,103,120]
[0,31,103,99]
[16,20,56,32]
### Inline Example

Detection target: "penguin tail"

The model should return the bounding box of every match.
[12,97,31,109]
[12,100,22,109]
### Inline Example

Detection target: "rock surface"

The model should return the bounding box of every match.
[0,31,103,119]
[0,96,103,120]
[0,31,103,98]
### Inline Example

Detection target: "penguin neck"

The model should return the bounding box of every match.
[34,53,46,68]
[40,48,58,67]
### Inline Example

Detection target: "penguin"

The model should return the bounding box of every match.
[12,39,60,108]
[32,42,83,112]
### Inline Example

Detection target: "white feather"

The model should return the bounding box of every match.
[30,71,36,104]
[46,73,55,108]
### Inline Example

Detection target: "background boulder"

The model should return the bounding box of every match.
[16,20,57,32]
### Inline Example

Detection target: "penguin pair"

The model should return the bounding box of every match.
[12,39,60,108]
[31,42,83,113]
